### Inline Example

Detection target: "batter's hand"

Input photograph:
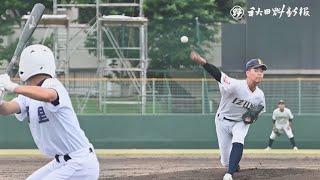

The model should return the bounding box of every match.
[190,51,207,65]
[0,74,19,93]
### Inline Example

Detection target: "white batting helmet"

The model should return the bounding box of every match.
[19,44,56,81]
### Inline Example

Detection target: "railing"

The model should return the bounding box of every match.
[7,78,320,115]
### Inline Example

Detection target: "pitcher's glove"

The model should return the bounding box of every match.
[242,105,264,124]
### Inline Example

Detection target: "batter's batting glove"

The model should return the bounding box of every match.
[0,74,19,93]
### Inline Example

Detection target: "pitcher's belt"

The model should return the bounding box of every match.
[223,117,238,122]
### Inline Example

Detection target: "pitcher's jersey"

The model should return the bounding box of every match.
[13,78,91,157]
[217,72,266,121]
[272,108,293,124]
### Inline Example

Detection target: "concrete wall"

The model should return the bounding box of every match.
[0,114,317,149]
[222,0,320,71]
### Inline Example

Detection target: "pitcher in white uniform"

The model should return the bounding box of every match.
[265,100,298,150]
[191,51,267,180]
[0,44,99,180]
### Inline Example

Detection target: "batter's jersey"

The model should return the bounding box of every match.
[13,78,91,157]
[272,108,294,124]
[217,72,266,121]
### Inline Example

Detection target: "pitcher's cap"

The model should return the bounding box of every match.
[245,59,267,71]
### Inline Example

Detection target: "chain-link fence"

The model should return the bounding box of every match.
[261,78,320,115]
[3,77,316,115]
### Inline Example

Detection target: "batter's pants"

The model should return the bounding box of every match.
[26,147,99,180]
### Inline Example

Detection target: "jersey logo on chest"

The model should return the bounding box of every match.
[232,98,254,108]
[38,106,49,123]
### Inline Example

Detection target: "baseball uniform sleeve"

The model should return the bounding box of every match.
[261,92,266,113]
[218,72,238,94]
[202,63,221,82]
[272,109,277,120]
[42,79,69,112]
[13,95,28,121]
[287,109,294,119]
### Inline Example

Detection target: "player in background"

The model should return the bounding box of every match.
[265,100,298,150]
[0,44,99,179]
[191,51,267,180]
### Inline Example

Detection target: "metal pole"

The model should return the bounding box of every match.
[165,77,172,113]
[202,79,205,114]
[152,79,155,114]
[52,0,59,84]
[139,0,144,17]
[140,23,147,114]
[139,0,146,114]
[53,0,58,72]
[53,0,57,14]
[195,17,200,45]
[97,0,103,111]
[298,78,301,115]
[65,22,70,90]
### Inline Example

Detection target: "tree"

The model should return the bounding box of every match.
[144,0,243,70]
[77,0,243,76]
[0,0,53,62]
[1,0,243,71]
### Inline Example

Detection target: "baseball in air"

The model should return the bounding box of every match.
[180,36,188,43]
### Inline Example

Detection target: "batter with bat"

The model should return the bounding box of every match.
[191,51,267,180]
[265,100,298,150]
[0,44,99,179]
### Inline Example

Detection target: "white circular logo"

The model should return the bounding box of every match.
[230,5,244,20]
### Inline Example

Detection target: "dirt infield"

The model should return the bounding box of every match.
[0,151,319,180]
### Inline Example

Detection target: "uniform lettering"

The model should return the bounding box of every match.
[236,99,244,105]
[249,103,254,108]
[38,106,49,123]
[232,98,238,103]
[232,98,254,108]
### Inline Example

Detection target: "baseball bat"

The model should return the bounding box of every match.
[0,3,45,97]
[6,3,45,76]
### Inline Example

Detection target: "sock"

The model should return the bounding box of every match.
[227,143,244,175]
[290,137,296,147]
[268,138,274,147]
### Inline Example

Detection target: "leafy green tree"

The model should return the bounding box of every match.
[0,0,53,62]
[1,0,243,72]
[77,0,242,73]
[144,0,242,70]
